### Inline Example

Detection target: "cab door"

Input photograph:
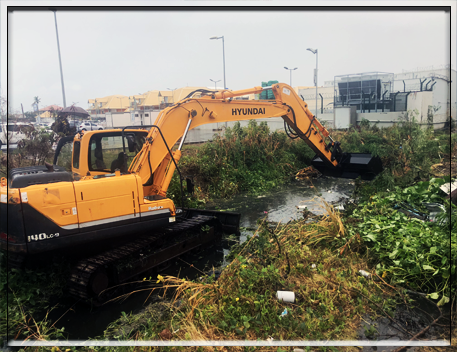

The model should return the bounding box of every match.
[73,174,139,231]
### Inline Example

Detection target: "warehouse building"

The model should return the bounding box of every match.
[86,65,455,143]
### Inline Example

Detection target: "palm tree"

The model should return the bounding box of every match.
[32,96,41,121]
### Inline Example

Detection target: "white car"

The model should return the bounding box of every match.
[0,122,34,148]
[36,123,53,133]
[79,121,104,131]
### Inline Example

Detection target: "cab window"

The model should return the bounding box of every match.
[88,133,146,173]
[55,141,73,172]
[73,142,81,169]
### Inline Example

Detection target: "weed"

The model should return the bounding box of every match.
[168,120,314,202]
[345,177,455,306]
[0,253,70,341]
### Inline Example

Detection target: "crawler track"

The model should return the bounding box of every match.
[68,215,218,302]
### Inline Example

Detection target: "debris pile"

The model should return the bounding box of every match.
[295,166,321,180]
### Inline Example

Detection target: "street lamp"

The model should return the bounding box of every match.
[210,36,226,90]
[210,79,221,90]
[167,88,177,105]
[284,67,298,87]
[306,48,318,117]
[50,8,66,108]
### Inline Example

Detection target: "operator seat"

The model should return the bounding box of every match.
[110,152,128,173]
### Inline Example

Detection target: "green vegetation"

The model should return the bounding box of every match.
[168,120,314,203]
[0,127,57,178]
[344,177,455,307]
[0,253,69,343]
[336,111,455,191]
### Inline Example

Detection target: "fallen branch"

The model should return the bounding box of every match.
[391,312,443,352]
[327,279,414,338]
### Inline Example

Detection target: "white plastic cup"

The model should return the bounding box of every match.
[358,270,371,279]
[277,290,295,303]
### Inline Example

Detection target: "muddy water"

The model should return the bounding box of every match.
[48,176,353,340]
[207,177,354,242]
[357,293,450,351]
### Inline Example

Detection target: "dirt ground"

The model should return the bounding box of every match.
[430,159,457,178]
[430,141,457,178]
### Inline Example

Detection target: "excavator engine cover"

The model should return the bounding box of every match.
[312,153,383,180]
[8,165,72,188]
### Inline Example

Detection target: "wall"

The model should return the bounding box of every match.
[297,86,335,114]
[334,107,356,129]
[105,111,161,128]
[105,112,130,128]
[406,91,433,123]
[356,111,403,128]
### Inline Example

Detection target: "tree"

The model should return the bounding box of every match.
[51,110,76,136]
[32,96,41,119]
[24,111,35,120]
[0,95,6,122]
[15,125,57,167]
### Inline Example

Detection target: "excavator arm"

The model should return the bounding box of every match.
[128,83,344,198]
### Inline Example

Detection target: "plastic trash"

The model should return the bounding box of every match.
[423,203,445,222]
[394,202,428,220]
[358,270,371,279]
[279,308,288,318]
[277,290,295,303]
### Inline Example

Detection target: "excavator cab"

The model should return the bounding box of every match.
[52,130,149,179]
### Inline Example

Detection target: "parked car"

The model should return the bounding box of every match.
[68,120,79,129]
[0,122,34,148]
[78,121,104,131]
[36,122,53,133]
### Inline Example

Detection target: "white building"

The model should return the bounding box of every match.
[295,66,455,129]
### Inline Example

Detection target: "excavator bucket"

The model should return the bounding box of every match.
[312,153,383,180]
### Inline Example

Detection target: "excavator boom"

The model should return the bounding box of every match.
[129,83,381,198]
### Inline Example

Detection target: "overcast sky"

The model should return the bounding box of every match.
[2,1,454,113]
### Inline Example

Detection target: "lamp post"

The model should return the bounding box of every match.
[50,9,66,108]
[210,36,226,90]
[306,48,318,117]
[167,88,177,105]
[284,67,298,87]
[210,79,221,90]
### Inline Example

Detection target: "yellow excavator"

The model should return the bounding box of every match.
[1,83,382,299]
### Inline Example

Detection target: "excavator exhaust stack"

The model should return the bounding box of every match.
[311,153,383,180]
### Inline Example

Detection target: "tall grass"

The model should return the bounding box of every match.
[169,120,315,200]
[335,112,455,193]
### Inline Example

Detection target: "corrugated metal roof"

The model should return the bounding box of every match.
[103,95,130,109]
[129,95,144,100]
[142,90,162,106]
[39,111,55,118]
[172,87,208,102]
[88,87,211,110]
[39,105,63,111]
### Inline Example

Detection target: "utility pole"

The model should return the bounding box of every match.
[51,9,67,108]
